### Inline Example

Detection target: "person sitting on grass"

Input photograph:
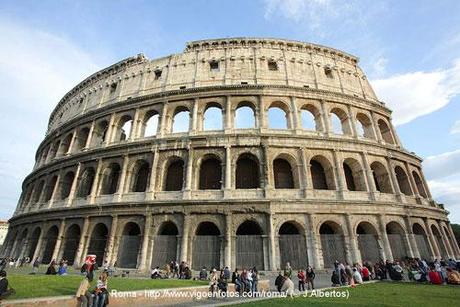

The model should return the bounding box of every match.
[0,270,16,301]
[275,272,284,293]
[151,266,161,279]
[446,268,460,285]
[92,271,109,307]
[58,259,68,276]
[209,268,219,295]
[199,266,208,280]
[184,266,192,279]
[280,274,294,297]
[331,270,341,287]
[353,268,363,285]
[76,271,94,307]
[46,259,57,275]
[361,265,370,281]
[428,266,443,285]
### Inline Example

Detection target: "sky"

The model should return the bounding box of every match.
[1,0,460,222]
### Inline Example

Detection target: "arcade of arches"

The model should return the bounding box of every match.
[3,213,458,272]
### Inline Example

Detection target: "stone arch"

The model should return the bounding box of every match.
[330,107,351,135]
[114,114,134,142]
[386,221,408,261]
[32,179,45,203]
[117,222,142,268]
[130,160,150,192]
[87,223,109,266]
[236,220,264,269]
[278,221,308,269]
[192,221,221,270]
[199,155,222,190]
[370,161,393,193]
[41,225,59,264]
[236,153,261,189]
[319,221,346,267]
[49,140,61,160]
[267,101,290,129]
[91,119,109,147]
[59,171,75,200]
[151,221,179,268]
[273,157,295,189]
[14,229,28,258]
[343,158,367,191]
[62,224,81,265]
[412,223,431,260]
[431,224,448,259]
[310,155,336,190]
[164,157,185,191]
[203,103,223,130]
[100,163,121,195]
[141,109,160,137]
[356,221,380,263]
[356,113,374,139]
[378,119,395,144]
[75,126,90,151]
[300,104,322,131]
[77,167,95,198]
[235,101,256,129]
[172,106,190,133]
[395,166,413,196]
[58,133,73,156]
[27,227,41,259]
[412,171,427,198]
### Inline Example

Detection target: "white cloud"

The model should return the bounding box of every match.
[371,59,460,126]
[0,18,102,219]
[450,120,460,134]
[423,149,460,180]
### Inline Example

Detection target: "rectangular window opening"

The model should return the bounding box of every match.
[154,69,162,80]
[209,61,219,71]
[268,60,278,71]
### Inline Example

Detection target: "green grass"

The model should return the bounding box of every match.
[238,282,460,307]
[5,274,207,300]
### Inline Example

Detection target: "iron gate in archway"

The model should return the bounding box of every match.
[151,235,177,268]
[279,234,308,269]
[236,235,264,269]
[320,234,346,267]
[192,236,220,270]
[387,234,407,260]
[414,234,431,260]
[357,234,380,263]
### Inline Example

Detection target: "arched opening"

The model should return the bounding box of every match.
[100,163,121,195]
[236,153,260,189]
[87,223,108,266]
[310,156,335,190]
[378,119,395,144]
[77,168,95,198]
[27,228,41,259]
[152,221,179,268]
[164,159,184,191]
[192,222,221,270]
[91,120,109,147]
[343,158,366,191]
[395,166,412,196]
[356,113,374,139]
[301,105,321,131]
[431,225,448,259]
[14,229,28,258]
[199,157,222,190]
[44,176,58,202]
[131,160,150,192]
[370,162,393,193]
[58,134,73,156]
[62,224,81,265]
[75,127,90,151]
[278,222,308,269]
[356,222,380,263]
[115,115,133,142]
[319,221,346,268]
[142,110,159,137]
[236,220,264,269]
[273,158,294,189]
[412,171,427,198]
[386,222,408,261]
[413,223,431,260]
[60,171,75,200]
[203,105,223,130]
[117,222,142,268]
[32,180,45,203]
[330,108,350,135]
[41,225,59,264]
[268,106,288,129]
[172,107,190,133]
[235,104,256,129]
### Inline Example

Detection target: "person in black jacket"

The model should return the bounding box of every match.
[0,270,15,300]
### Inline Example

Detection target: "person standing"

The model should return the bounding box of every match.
[306,266,316,290]
[76,272,93,307]
[297,270,305,292]
[284,262,292,279]
[251,267,258,293]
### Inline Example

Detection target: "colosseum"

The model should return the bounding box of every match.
[1,38,459,272]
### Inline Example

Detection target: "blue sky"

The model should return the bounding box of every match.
[1,0,460,222]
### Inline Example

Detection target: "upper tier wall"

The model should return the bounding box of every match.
[47,38,379,134]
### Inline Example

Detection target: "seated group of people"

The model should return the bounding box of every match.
[231,267,258,294]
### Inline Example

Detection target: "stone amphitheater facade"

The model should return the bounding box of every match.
[2,38,459,271]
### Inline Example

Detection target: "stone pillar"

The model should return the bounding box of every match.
[67,163,81,206]
[262,144,272,197]
[345,214,361,264]
[130,108,141,140]
[74,217,90,268]
[404,162,416,197]
[104,113,116,145]
[404,216,418,258]
[424,219,440,259]
[385,157,402,200]
[299,147,309,197]
[138,214,153,271]
[146,148,159,200]
[267,213,277,270]
[224,146,232,198]
[159,102,168,137]
[224,96,233,131]
[332,150,345,198]
[361,152,377,200]
[180,214,190,262]
[89,159,103,204]
[371,112,383,143]
[47,171,62,208]
[106,215,119,266]
[377,215,393,261]
[447,223,460,258]
[224,213,232,268]
[51,219,66,261]
[438,221,455,258]
[190,98,198,134]
[306,214,321,269]
[347,105,359,139]
[66,130,77,155]
[115,155,129,201]
[32,228,45,262]
[319,100,330,136]
[290,96,300,131]
[184,148,194,198]
[84,120,95,150]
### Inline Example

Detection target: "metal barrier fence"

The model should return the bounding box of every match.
[320,234,346,268]
[192,236,220,270]
[414,234,431,260]
[117,235,141,268]
[387,234,407,260]
[151,235,177,268]
[279,234,308,268]
[236,235,264,269]
[357,234,380,263]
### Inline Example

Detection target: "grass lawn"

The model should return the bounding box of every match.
[5,274,207,300]
[238,282,460,307]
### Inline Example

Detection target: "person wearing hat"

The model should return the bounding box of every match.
[0,270,15,300]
